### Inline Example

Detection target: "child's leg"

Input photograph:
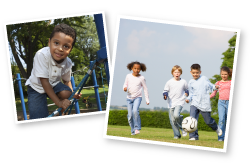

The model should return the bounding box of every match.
[127,98,135,134]
[200,111,218,131]
[132,97,142,131]
[169,107,181,138]
[53,82,72,113]
[189,105,200,140]
[27,86,49,119]
[218,100,229,140]
[224,100,229,140]
[173,105,183,131]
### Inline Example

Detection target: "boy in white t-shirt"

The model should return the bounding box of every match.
[163,65,189,139]
[25,24,81,119]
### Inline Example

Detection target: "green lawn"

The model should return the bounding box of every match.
[107,125,224,149]
[14,85,108,111]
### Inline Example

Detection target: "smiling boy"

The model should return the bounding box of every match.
[25,24,81,119]
[185,64,222,140]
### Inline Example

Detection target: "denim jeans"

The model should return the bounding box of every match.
[169,105,183,138]
[189,105,218,139]
[27,82,72,119]
[127,97,142,134]
[218,100,229,141]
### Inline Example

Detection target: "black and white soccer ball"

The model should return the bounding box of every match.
[182,116,197,133]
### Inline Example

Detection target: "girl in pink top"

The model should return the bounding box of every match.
[210,66,232,141]
[123,61,149,135]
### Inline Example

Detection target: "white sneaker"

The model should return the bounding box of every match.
[135,130,140,135]
[216,127,222,136]
[189,138,198,141]
[131,133,135,135]
[174,137,180,139]
[182,130,187,137]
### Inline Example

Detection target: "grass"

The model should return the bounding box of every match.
[107,125,224,149]
[14,85,108,111]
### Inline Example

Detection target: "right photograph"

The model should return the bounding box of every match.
[105,16,240,152]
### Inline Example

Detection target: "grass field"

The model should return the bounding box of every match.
[107,125,224,149]
[14,85,108,111]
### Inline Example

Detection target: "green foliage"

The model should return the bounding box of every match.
[108,110,219,131]
[209,33,236,114]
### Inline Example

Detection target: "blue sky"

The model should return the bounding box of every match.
[110,18,235,111]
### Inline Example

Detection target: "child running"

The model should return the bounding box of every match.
[123,61,150,135]
[186,64,222,140]
[163,65,189,139]
[210,66,232,141]
[25,24,81,119]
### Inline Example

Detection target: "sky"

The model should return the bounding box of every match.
[110,18,235,111]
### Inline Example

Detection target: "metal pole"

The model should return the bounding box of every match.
[94,14,110,86]
[16,73,27,120]
[90,61,102,111]
[71,76,80,114]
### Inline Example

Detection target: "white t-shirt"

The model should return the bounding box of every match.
[163,78,188,108]
[123,73,149,104]
[25,47,72,94]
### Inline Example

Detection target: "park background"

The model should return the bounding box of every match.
[7,14,109,120]
[110,18,236,114]
[106,17,238,149]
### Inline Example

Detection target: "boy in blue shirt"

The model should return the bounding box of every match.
[185,64,222,140]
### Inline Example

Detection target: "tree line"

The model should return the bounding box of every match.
[8,15,107,95]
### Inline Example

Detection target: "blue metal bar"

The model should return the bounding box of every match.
[48,60,97,117]
[90,61,102,111]
[71,76,80,114]
[16,73,27,120]
[94,14,110,86]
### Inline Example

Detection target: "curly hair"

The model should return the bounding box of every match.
[127,61,147,72]
[190,64,201,71]
[221,66,232,77]
[50,23,77,49]
[171,65,182,75]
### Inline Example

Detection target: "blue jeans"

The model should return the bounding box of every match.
[218,100,229,141]
[189,105,218,140]
[27,82,72,119]
[127,97,142,134]
[169,105,183,138]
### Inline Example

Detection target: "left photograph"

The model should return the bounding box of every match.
[5,12,110,123]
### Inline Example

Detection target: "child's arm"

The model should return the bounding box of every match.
[141,78,150,105]
[40,78,71,110]
[184,80,189,97]
[123,75,128,92]
[186,81,193,103]
[210,82,219,98]
[163,82,169,100]
[206,77,219,91]
[63,80,82,99]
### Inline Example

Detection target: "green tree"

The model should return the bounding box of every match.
[210,33,237,114]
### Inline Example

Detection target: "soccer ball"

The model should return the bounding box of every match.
[182,116,197,133]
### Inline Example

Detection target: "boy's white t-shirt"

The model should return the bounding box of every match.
[163,78,188,108]
[123,73,150,104]
[25,47,72,94]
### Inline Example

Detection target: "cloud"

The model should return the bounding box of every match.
[183,27,235,56]
[126,28,156,57]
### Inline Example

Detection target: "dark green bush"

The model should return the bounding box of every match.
[108,110,219,132]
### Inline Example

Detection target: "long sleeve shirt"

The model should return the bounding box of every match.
[162,78,188,108]
[186,75,216,112]
[123,73,150,103]
[210,80,231,100]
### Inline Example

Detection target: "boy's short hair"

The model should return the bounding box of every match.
[171,65,182,74]
[50,23,76,49]
[190,64,201,71]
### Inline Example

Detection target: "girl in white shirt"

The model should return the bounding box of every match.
[163,65,188,139]
[123,61,149,135]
